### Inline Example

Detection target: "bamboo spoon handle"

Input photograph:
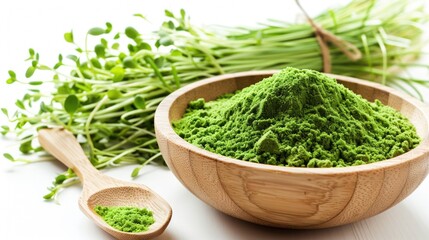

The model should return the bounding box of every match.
[38,128,98,180]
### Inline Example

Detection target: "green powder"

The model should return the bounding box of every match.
[173,67,421,167]
[94,205,155,232]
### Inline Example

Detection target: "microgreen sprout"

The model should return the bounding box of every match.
[2,0,428,199]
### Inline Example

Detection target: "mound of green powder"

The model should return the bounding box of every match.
[173,67,421,167]
[95,205,155,232]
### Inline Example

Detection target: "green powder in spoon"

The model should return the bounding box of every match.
[173,67,421,167]
[95,205,155,232]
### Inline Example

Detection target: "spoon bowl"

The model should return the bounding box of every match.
[82,185,171,240]
[38,128,172,240]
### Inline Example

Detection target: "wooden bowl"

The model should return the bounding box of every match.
[154,70,429,229]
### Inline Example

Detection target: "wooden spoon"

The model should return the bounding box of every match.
[38,128,172,240]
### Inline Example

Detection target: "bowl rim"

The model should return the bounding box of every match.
[155,70,429,175]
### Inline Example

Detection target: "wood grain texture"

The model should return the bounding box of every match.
[38,128,172,240]
[154,70,429,229]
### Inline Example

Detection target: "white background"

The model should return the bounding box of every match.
[1,1,429,240]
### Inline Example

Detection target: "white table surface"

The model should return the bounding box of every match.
[1,1,429,239]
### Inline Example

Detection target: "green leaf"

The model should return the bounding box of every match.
[36,126,48,132]
[43,189,58,200]
[110,66,125,82]
[40,102,53,113]
[6,70,16,84]
[107,89,122,100]
[165,10,174,18]
[131,167,141,177]
[16,119,27,129]
[134,95,146,109]
[154,57,165,68]
[28,117,39,124]
[170,49,182,57]
[94,44,106,58]
[1,108,8,117]
[101,38,108,47]
[19,140,33,154]
[29,81,43,85]
[64,95,79,114]
[29,48,35,57]
[3,153,14,162]
[162,21,175,30]
[122,56,136,68]
[159,37,173,46]
[33,146,43,152]
[137,42,151,51]
[38,65,51,70]
[55,174,67,185]
[64,31,74,43]
[88,27,105,36]
[1,125,9,135]
[133,13,147,20]
[105,22,112,33]
[15,100,25,110]
[114,33,120,39]
[180,9,186,19]
[118,52,127,60]
[67,54,78,62]
[127,43,136,53]
[104,60,116,70]
[8,70,16,79]
[91,58,102,68]
[111,43,120,50]
[25,66,36,78]
[23,93,31,101]
[125,27,139,39]
[53,62,62,70]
